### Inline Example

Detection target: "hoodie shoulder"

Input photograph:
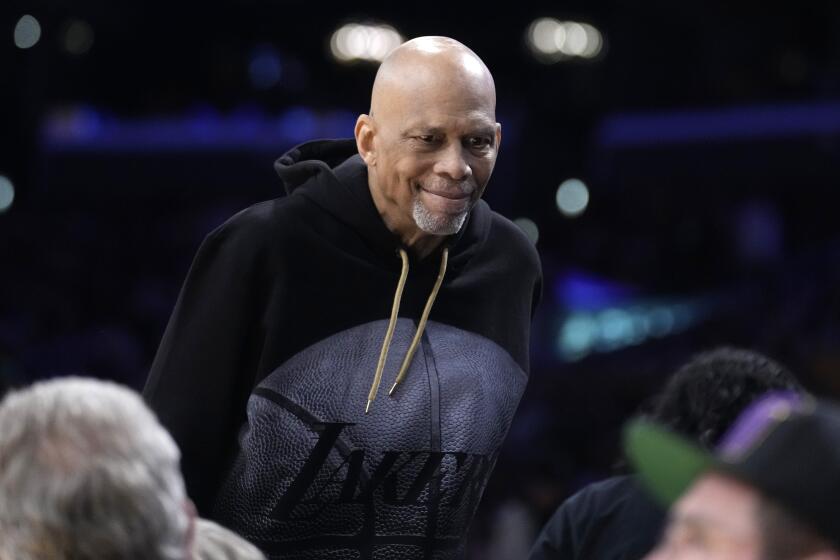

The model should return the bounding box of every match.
[487,210,542,276]
[488,210,543,319]
[209,199,280,245]
[212,194,314,240]
[201,197,306,268]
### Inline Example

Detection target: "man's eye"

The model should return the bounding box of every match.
[417,135,437,143]
[469,137,492,149]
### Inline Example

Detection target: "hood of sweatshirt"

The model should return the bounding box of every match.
[274,138,490,273]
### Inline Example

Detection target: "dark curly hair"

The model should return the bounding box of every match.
[650,347,802,449]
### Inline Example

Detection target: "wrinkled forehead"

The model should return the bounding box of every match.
[381,79,497,134]
[398,109,497,137]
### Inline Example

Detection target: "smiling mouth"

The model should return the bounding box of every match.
[417,186,473,215]
[419,185,472,200]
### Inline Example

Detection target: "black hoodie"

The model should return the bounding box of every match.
[144,139,542,559]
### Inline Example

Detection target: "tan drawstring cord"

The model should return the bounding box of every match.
[365,246,449,414]
[366,248,410,414]
[389,247,448,396]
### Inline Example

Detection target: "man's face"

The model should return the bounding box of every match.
[368,80,501,238]
[644,473,763,560]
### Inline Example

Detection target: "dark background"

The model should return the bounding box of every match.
[3,1,840,556]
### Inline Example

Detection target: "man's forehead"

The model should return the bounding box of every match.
[400,111,496,132]
[671,473,761,534]
[671,508,748,534]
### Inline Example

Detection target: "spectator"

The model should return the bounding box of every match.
[529,347,802,560]
[626,391,840,559]
[0,376,264,560]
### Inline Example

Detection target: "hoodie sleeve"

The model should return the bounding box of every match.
[144,206,273,514]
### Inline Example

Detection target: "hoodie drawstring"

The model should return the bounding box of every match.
[389,247,448,396]
[365,246,449,414]
[366,248,410,414]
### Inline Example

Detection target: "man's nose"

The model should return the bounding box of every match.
[434,143,472,182]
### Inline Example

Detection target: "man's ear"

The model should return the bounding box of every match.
[355,114,377,166]
[495,122,502,153]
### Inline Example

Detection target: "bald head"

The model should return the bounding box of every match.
[370,36,496,121]
[355,36,502,257]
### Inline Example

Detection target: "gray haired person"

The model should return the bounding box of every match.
[0,377,192,559]
[0,376,266,560]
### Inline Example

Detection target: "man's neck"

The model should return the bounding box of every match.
[377,209,446,260]
[368,181,447,260]
[401,230,446,260]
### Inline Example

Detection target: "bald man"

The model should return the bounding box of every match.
[144,37,542,559]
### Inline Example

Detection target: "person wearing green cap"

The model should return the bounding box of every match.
[529,347,801,560]
[626,392,840,559]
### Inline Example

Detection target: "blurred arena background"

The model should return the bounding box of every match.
[2,1,840,557]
